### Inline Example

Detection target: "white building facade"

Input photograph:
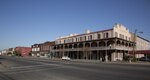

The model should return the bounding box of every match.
[31,44,40,57]
[51,24,149,61]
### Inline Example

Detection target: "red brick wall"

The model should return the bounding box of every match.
[15,47,31,57]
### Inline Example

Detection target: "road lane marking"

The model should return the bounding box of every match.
[11,64,57,69]
[5,66,65,74]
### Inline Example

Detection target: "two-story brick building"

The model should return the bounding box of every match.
[40,41,55,57]
[31,41,55,57]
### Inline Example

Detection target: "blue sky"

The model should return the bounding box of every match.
[0,0,150,50]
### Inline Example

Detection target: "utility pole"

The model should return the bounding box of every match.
[132,29,137,61]
[132,29,143,62]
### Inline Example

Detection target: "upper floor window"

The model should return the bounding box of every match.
[90,35,92,40]
[106,33,109,38]
[119,34,122,38]
[84,36,86,41]
[115,32,118,37]
[80,37,82,41]
[76,38,78,42]
[103,33,105,38]
[64,40,66,43]
[88,36,90,40]
[72,38,74,42]
[97,34,101,39]
[103,32,109,38]
[122,35,124,39]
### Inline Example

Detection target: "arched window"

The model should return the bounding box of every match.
[85,43,90,47]
[74,44,77,48]
[91,42,97,47]
[99,41,105,47]
[79,43,83,48]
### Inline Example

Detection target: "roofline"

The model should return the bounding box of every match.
[130,32,150,42]
[137,35,150,42]
[15,46,31,48]
[57,28,113,40]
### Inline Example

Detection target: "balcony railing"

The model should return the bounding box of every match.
[51,45,133,52]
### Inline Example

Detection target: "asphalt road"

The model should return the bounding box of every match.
[0,56,150,80]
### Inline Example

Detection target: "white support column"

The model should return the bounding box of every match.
[105,50,108,62]
[111,52,115,61]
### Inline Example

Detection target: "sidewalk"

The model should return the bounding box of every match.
[104,61,150,65]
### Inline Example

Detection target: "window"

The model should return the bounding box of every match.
[72,38,74,42]
[88,36,90,40]
[84,36,86,41]
[106,33,109,38]
[90,35,92,40]
[76,38,78,42]
[97,34,101,39]
[64,40,66,43]
[119,34,121,38]
[103,33,105,38]
[122,35,124,39]
[115,32,118,37]
[80,37,82,41]
[103,33,108,38]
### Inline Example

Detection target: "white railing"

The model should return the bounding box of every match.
[51,46,133,51]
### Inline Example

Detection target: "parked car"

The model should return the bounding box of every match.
[139,57,150,62]
[62,56,71,61]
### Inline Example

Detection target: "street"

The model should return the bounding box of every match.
[0,56,150,80]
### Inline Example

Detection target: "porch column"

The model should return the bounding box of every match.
[97,50,99,60]
[105,50,108,62]
[111,52,115,61]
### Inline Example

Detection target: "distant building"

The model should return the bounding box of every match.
[31,44,40,57]
[15,47,31,57]
[31,41,55,57]
[1,49,9,55]
[39,41,55,57]
[7,48,15,55]
[129,35,150,58]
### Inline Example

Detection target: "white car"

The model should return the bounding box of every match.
[62,56,71,61]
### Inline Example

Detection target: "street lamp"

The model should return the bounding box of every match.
[132,29,143,62]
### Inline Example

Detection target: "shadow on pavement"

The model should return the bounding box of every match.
[0,72,15,80]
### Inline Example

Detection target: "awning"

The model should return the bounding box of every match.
[129,50,150,54]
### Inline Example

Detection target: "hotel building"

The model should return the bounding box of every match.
[51,24,144,61]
